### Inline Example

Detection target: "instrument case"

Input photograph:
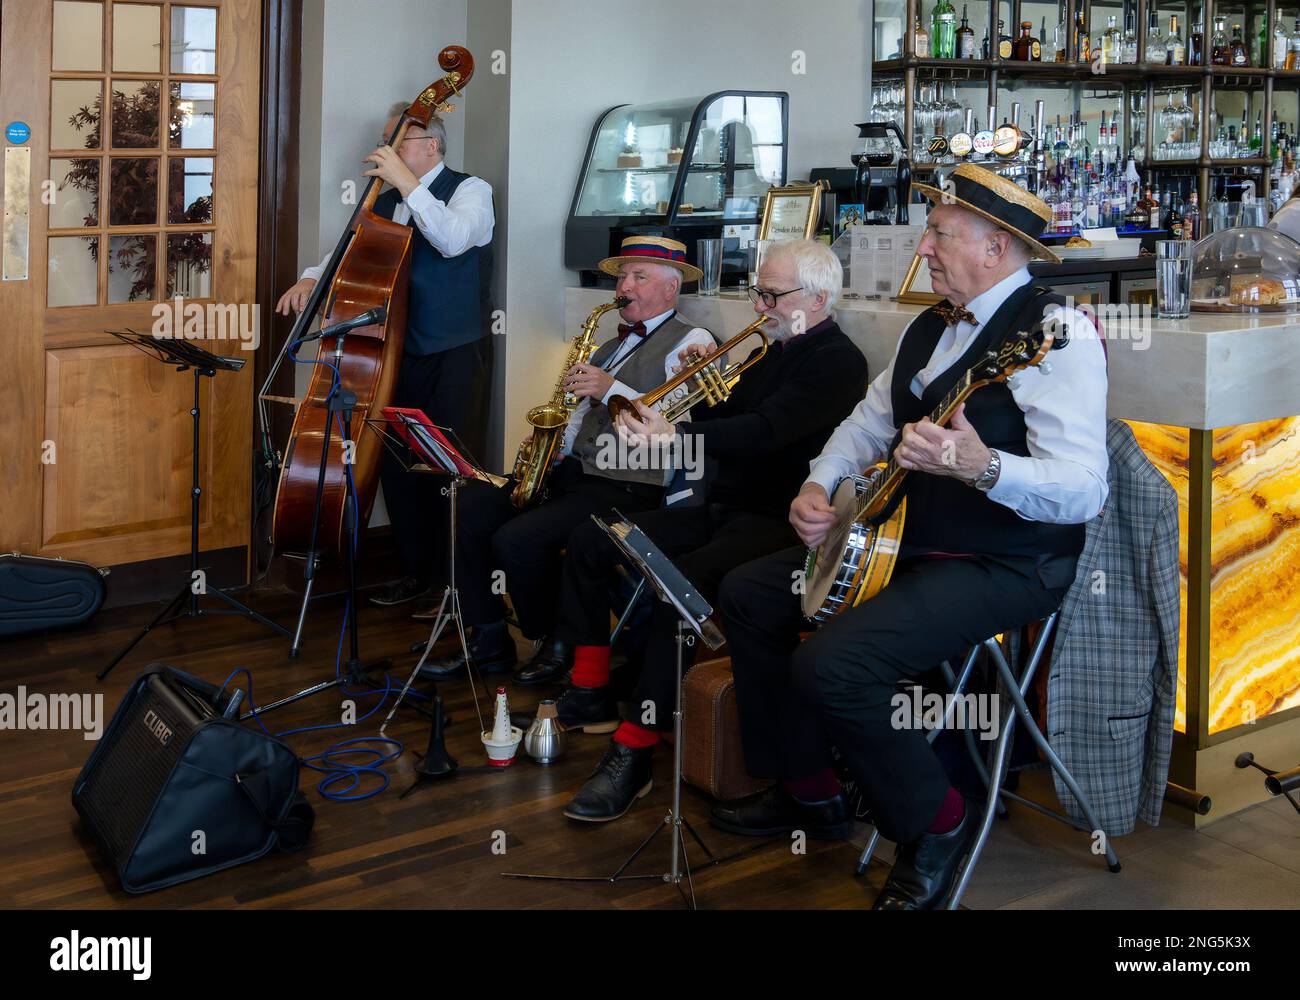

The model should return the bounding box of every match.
[0,552,107,638]
[682,656,771,802]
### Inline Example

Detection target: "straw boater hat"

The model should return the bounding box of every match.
[598,235,703,283]
[911,163,1062,265]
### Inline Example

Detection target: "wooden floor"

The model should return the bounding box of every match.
[0,569,882,910]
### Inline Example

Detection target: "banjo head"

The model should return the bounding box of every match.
[802,475,877,621]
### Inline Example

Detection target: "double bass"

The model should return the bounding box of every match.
[264,47,476,560]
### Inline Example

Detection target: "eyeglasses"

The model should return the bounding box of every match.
[747,285,804,309]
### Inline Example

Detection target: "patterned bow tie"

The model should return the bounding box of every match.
[933,302,977,328]
[617,321,647,342]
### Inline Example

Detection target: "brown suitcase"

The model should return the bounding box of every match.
[682,656,771,802]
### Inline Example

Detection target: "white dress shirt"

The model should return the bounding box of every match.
[301,162,495,281]
[807,267,1109,525]
[561,308,715,454]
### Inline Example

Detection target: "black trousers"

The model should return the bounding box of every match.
[380,336,493,583]
[717,546,1072,844]
[556,504,797,730]
[453,457,662,637]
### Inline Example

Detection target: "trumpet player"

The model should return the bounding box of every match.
[550,239,869,824]
[417,237,717,680]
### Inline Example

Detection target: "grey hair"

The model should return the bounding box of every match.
[386,101,447,156]
[764,238,842,313]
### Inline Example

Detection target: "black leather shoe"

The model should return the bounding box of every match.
[509,684,618,734]
[513,637,573,686]
[563,741,654,822]
[417,626,517,680]
[710,784,854,841]
[872,800,980,911]
[369,576,429,607]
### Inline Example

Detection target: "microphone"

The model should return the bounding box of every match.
[298,306,386,344]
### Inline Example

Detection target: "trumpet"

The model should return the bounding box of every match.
[606,315,771,425]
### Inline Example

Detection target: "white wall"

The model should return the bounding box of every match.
[497,0,873,460]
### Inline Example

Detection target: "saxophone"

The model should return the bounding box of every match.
[510,296,628,509]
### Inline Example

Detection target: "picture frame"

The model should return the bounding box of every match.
[758,180,828,241]
[895,253,944,305]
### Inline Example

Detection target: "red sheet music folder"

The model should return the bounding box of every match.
[380,407,479,478]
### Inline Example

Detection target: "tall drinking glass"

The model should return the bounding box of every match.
[696,238,723,295]
[1156,240,1193,319]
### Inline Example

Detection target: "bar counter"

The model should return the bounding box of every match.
[565,286,1300,825]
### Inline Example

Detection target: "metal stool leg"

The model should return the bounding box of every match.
[985,629,1122,874]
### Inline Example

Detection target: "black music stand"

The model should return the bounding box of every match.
[367,411,513,796]
[99,331,289,680]
[501,513,768,909]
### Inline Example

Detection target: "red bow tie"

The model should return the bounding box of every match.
[617,321,647,342]
[933,302,977,328]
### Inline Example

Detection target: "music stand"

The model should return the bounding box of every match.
[501,513,769,909]
[99,331,289,680]
[369,409,507,795]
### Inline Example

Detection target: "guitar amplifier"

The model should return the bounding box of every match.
[73,666,312,893]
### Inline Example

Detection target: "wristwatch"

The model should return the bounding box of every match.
[971,449,1002,493]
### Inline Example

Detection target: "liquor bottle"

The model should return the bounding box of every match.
[981,26,990,58]
[1040,16,1048,55]
[1229,23,1250,66]
[1251,113,1263,153]
[1146,8,1167,64]
[1015,19,1037,60]
[1165,15,1185,65]
[1122,8,1139,63]
[997,19,1014,59]
[1101,15,1121,64]
[1168,195,1183,239]
[1186,190,1200,239]
[1260,19,1269,68]
[1075,5,1090,62]
[1211,18,1229,64]
[1055,3,1069,62]
[914,13,930,56]
[1289,19,1300,70]
[1149,184,1162,229]
[957,5,976,58]
[932,0,958,58]
[1190,13,1204,64]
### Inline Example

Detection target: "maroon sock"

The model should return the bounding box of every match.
[927,786,966,834]
[782,769,841,803]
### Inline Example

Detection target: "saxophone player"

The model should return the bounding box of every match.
[417,237,717,681]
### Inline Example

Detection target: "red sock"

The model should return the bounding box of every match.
[571,645,610,689]
[612,720,660,749]
[782,769,841,803]
[927,786,966,834]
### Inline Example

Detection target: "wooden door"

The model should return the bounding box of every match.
[0,0,261,569]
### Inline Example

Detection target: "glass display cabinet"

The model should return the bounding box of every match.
[565,91,789,285]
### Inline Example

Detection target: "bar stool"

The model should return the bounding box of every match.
[853,611,1122,909]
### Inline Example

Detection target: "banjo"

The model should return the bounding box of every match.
[801,323,1058,623]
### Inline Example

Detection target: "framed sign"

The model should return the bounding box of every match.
[758,180,828,241]
[895,253,944,305]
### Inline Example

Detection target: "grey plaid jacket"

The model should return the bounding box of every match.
[1042,419,1180,835]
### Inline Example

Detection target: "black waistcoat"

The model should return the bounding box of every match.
[375,167,493,357]
[889,282,1085,560]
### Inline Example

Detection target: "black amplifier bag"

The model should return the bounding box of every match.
[72,666,313,894]
[0,553,107,637]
